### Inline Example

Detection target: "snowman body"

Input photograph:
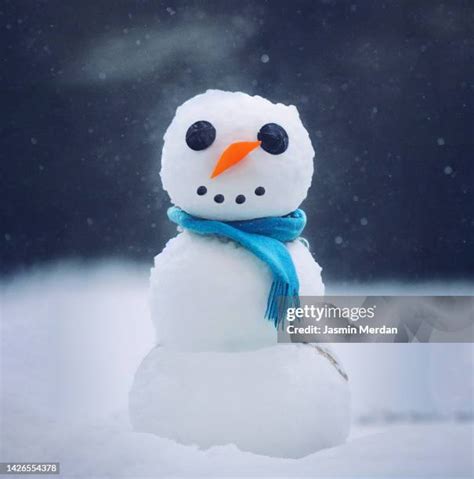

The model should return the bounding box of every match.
[149,230,324,352]
[129,90,350,458]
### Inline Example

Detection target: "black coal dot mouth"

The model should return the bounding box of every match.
[197,187,264,205]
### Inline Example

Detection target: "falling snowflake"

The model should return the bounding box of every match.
[260,54,270,63]
[335,236,343,245]
[437,137,445,146]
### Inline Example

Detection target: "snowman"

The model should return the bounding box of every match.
[129,90,350,458]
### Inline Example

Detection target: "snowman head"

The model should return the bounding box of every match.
[160,90,315,221]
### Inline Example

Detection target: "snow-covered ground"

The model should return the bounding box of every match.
[1,261,473,477]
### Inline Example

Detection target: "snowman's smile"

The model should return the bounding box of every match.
[196,185,266,205]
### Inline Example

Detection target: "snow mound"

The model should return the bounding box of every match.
[6,414,472,478]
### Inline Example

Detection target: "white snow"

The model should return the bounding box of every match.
[130,344,349,458]
[160,90,315,221]
[1,262,154,428]
[149,231,323,352]
[17,416,474,478]
[1,262,473,477]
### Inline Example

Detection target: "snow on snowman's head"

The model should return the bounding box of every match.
[160,90,315,221]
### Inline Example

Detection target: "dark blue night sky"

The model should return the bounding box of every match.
[1,0,473,284]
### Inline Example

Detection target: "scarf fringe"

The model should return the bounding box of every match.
[265,281,300,328]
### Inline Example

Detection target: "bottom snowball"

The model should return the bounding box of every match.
[129,344,350,458]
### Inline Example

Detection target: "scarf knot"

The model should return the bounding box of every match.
[167,207,306,327]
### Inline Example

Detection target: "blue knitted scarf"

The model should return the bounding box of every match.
[168,206,306,327]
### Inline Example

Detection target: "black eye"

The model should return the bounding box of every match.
[257,123,288,155]
[186,121,216,151]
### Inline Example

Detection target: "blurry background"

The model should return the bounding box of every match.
[1,0,473,284]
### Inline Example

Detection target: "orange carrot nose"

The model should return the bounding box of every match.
[210,141,261,179]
